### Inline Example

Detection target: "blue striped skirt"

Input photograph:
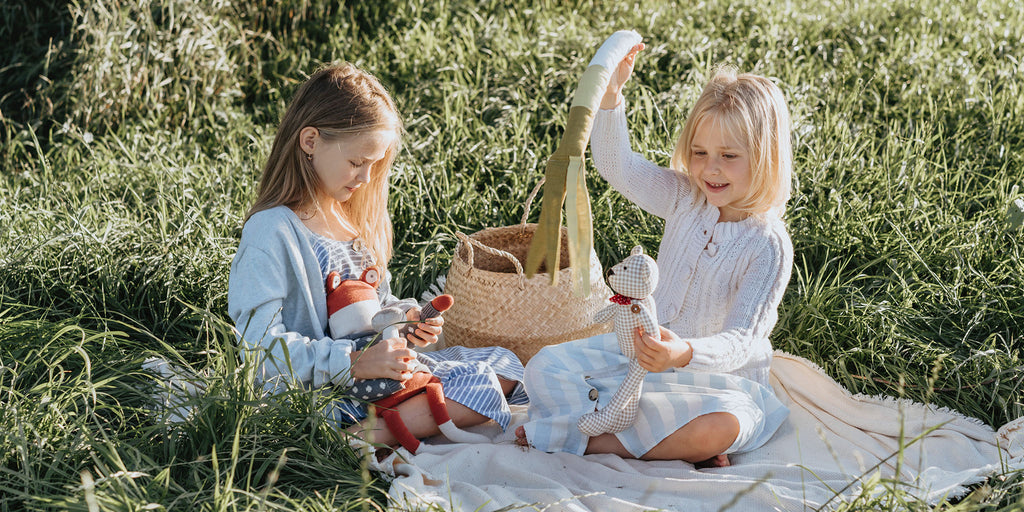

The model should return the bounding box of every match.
[522,332,788,457]
[325,345,528,430]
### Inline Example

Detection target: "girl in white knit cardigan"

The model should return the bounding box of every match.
[516,43,794,468]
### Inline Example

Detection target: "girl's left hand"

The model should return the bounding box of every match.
[404,307,444,347]
[634,326,693,373]
[600,42,645,109]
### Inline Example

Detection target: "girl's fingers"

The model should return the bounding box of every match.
[409,319,443,346]
[351,337,421,380]
[406,333,431,348]
[403,316,443,347]
[406,328,437,347]
[637,355,658,373]
[625,43,644,62]
[394,348,416,360]
[418,321,442,335]
[406,334,426,348]
[392,355,419,380]
[422,316,444,327]
[622,44,645,70]
[385,337,415,358]
[405,307,424,323]
[635,328,656,349]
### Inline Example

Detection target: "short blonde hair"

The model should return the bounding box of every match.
[247,63,403,271]
[671,67,793,216]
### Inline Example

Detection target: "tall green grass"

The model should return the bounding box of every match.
[2,0,1022,509]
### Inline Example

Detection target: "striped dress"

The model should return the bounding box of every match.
[522,332,787,456]
[307,230,528,430]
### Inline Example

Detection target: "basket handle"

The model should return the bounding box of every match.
[520,177,546,226]
[455,231,527,290]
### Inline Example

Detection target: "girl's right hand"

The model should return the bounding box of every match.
[350,337,417,381]
[600,42,646,109]
[633,326,692,373]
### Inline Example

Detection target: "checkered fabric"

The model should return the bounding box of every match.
[577,247,660,436]
[578,358,648,436]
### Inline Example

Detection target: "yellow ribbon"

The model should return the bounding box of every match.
[524,30,643,296]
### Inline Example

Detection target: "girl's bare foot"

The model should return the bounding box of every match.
[695,454,731,468]
[514,425,530,447]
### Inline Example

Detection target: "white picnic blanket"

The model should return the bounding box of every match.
[367,351,1024,511]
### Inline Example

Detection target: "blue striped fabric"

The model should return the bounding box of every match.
[309,231,367,281]
[326,345,526,430]
[522,332,788,457]
[312,236,332,277]
[309,230,527,432]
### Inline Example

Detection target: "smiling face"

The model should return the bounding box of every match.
[671,69,793,219]
[303,128,397,204]
[687,116,752,222]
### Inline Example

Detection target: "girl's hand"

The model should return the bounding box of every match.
[633,326,692,373]
[600,42,646,109]
[404,307,444,347]
[350,336,417,381]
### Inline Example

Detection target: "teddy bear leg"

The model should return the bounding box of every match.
[424,381,492,444]
[376,405,423,454]
[577,361,647,437]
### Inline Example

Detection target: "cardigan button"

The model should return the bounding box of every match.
[588,388,599,401]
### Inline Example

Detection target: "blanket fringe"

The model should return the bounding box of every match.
[997,416,1024,462]
[772,351,993,432]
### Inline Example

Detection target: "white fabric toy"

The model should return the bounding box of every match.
[325,268,489,453]
[577,246,660,436]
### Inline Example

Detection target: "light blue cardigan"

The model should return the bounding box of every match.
[227,205,412,391]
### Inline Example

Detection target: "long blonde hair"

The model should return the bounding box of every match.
[671,67,793,217]
[247,63,403,271]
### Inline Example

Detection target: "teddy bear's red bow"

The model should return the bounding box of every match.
[609,294,637,305]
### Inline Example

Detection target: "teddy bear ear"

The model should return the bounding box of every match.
[631,245,644,256]
[361,267,381,288]
[326,271,343,293]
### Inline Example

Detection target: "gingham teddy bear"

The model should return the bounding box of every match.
[577,246,660,436]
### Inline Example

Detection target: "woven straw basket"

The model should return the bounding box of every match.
[442,221,612,364]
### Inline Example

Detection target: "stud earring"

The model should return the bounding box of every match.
[305,153,313,162]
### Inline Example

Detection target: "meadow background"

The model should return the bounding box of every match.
[2,0,1023,510]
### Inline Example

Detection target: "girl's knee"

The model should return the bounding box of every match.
[642,412,740,461]
[676,412,740,458]
[712,412,740,434]
[701,412,740,452]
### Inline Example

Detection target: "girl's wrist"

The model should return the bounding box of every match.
[349,350,361,378]
[675,340,693,368]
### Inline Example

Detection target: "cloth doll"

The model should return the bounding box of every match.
[577,246,660,436]
[325,268,488,453]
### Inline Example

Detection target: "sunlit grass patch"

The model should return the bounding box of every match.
[1,0,1022,509]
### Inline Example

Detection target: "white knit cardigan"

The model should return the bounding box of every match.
[590,102,793,387]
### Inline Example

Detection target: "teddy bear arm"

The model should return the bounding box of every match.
[594,305,616,324]
[639,310,660,341]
